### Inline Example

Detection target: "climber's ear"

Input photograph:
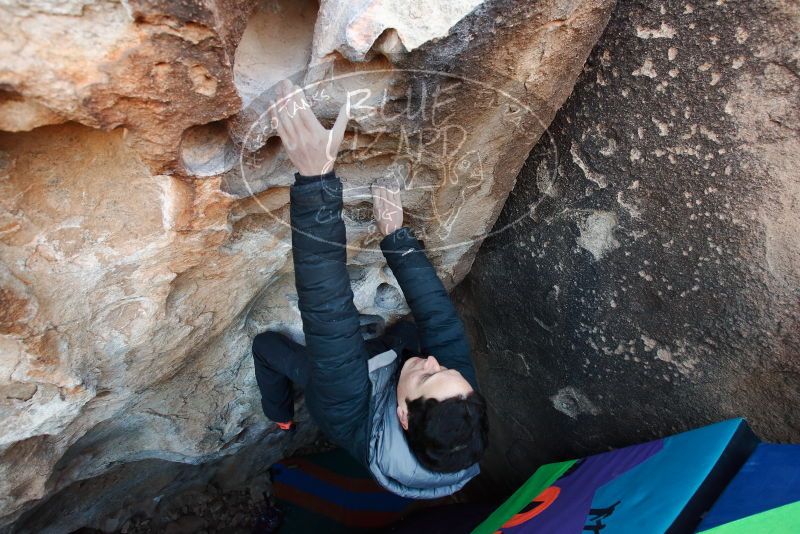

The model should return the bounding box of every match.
[397,403,409,431]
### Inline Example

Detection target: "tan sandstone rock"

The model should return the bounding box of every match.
[0,0,613,529]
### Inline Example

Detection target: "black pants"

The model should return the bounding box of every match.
[252,320,421,423]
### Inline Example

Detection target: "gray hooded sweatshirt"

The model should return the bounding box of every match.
[365,349,480,499]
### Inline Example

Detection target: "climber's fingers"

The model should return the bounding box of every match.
[274,81,299,145]
[387,175,402,196]
[374,190,387,222]
[372,184,399,219]
[383,190,399,214]
[381,188,392,212]
[268,100,289,146]
[270,102,295,150]
[282,81,316,135]
[388,186,402,211]
[330,102,349,149]
[374,175,402,206]
[290,85,322,135]
[271,78,347,175]
[371,184,385,208]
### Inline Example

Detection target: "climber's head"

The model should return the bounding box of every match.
[396,355,489,472]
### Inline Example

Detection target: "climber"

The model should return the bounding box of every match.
[251,80,488,497]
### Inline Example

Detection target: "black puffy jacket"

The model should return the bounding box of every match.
[290,171,479,465]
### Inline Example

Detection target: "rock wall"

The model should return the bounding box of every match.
[0,0,613,530]
[457,0,799,498]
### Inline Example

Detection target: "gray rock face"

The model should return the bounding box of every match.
[458,0,799,498]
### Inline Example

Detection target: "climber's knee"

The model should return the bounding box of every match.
[252,331,286,364]
[388,320,420,353]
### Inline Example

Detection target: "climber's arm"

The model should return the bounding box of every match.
[372,186,479,391]
[273,80,370,457]
[290,173,371,438]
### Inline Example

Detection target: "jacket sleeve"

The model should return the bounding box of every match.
[380,227,479,391]
[290,171,371,457]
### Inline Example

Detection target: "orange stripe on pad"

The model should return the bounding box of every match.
[281,457,385,493]
[273,482,403,528]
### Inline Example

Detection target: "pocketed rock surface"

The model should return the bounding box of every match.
[457,0,800,498]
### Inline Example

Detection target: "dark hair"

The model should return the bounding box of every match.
[405,391,489,473]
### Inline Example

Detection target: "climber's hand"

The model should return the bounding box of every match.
[371,180,403,236]
[269,79,348,176]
